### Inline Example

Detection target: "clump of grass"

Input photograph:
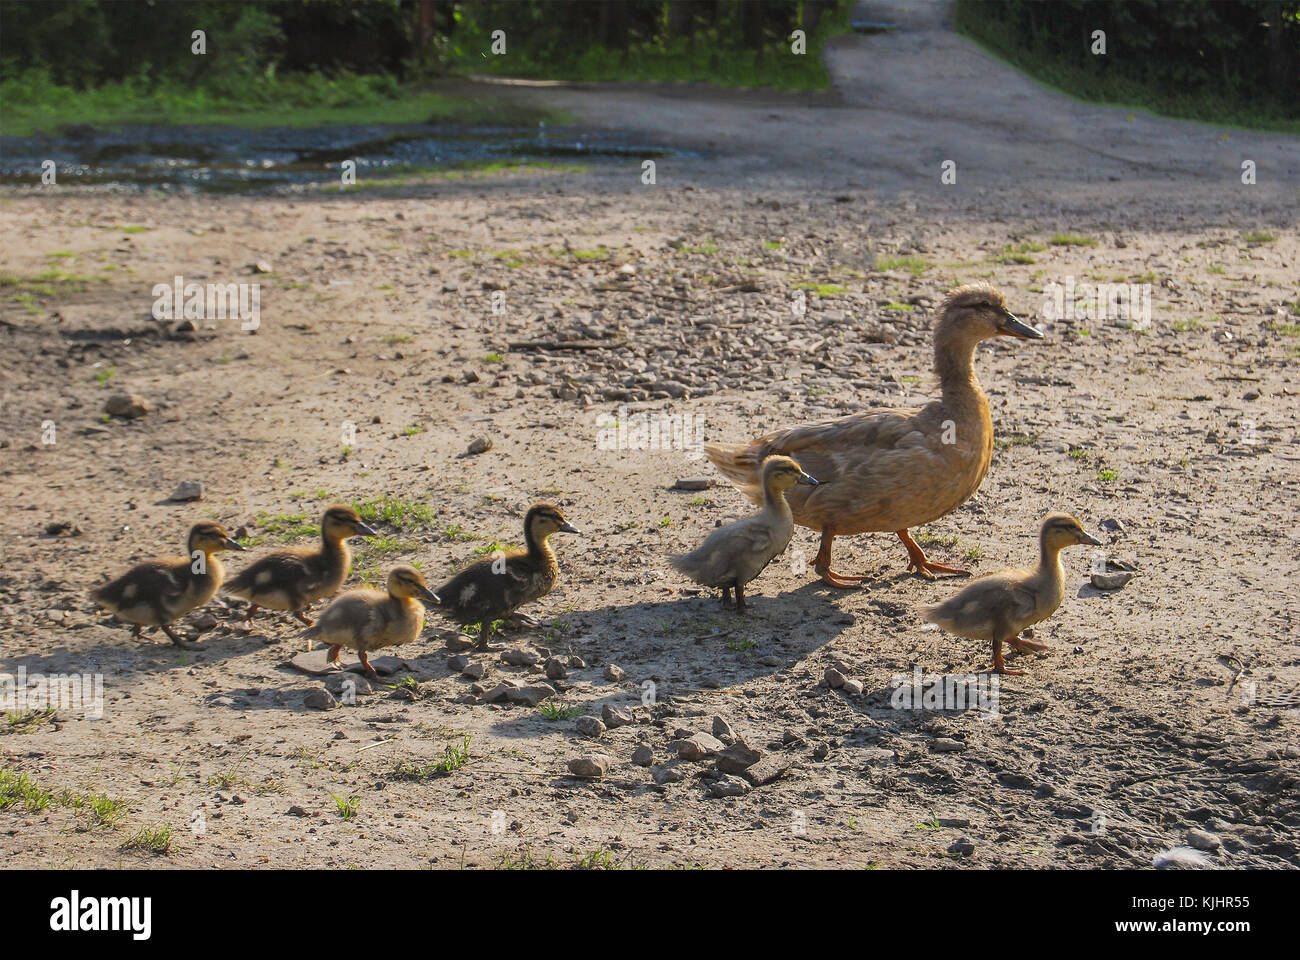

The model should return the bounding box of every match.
[483,352,504,363]
[5,707,56,732]
[875,255,929,276]
[354,496,436,529]
[1096,466,1120,483]
[87,792,128,828]
[1172,318,1206,332]
[990,241,1046,264]
[497,844,557,869]
[538,699,583,721]
[392,737,472,780]
[1049,234,1098,247]
[673,242,719,256]
[1242,231,1276,244]
[329,792,360,820]
[797,282,846,296]
[122,824,174,855]
[254,512,316,543]
[442,522,478,542]
[993,432,1038,450]
[0,768,52,811]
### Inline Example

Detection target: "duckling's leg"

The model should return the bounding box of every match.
[734,583,747,614]
[357,650,380,680]
[160,623,201,651]
[986,637,1025,676]
[814,528,868,588]
[1006,634,1048,653]
[131,623,144,640]
[292,609,315,628]
[720,587,734,609]
[896,529,970,579]
[243,602,260,626]
[325,644,343,668]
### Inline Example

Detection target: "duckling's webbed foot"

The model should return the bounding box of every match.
[292,609,315,628]
[243,602,260,626]
[162,624,201,650]
[357,651,380,680]
[720,587,735,609]
[986,638,1024,675]
[1006,634,1048,653]
[734,584,747,614]
[896,529,970,579]
[814,529,868,589]
[508,613,540,628]
[325,644,343,669]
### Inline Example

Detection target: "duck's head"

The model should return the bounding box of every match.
[387,564,440,604]
[322,505,379,541]
[937,284,1043,343]
[1040,513,1102,551]
[187,522,244,555]
[761,455,820,492]
[526,502,581,540]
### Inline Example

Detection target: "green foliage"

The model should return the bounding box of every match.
[954,0,1300,131]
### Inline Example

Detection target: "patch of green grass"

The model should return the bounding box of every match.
[0,768,52,811]
[875,256,930,276]
[884,302,915,312]
[797,282,847,296]
[994,432,1038,450]
[1096,466,1120,483]
[483,352,504,363]
[990,241,1046,265]
[87,792,128,828]
[354,496,436,530]
[1049,234,1099,247]
[1129,271,1158,284]
[255,512,316,543]
[762,240,783,250]
[382,334,413,345]
[538,700,583,722]
[329,792,361,820]
[497,844,557,870]
[1242,231,1276,244]
[5,707,56,733]
[674,242,719,256]
[392,737,472,780]
[443,523,478,542]
[1172,318,1206,332]
[121,823,174,855]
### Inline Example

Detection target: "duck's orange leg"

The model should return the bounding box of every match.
[897,529,970,579]
[357,650,380,680]
[325,644,343,668]
[1006,634,1048,653]
[814,528,868,589]
[292,609,315,627]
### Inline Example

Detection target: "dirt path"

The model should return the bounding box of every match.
[0,5,1297,870]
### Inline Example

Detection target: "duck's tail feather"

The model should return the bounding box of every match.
[703,441,764,502]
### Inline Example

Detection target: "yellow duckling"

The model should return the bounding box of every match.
[304,565,439,678]
[705,284,1042,588]
[433,503,580,648]
[669,455,819,612]
[223,505,378,627]
[91,522,244,649]
[922,513,1101,674]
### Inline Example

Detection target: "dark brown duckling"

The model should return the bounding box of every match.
[91,522,244,649]
[223,504,377,627]
[433,503,579,648]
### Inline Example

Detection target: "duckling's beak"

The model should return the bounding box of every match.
[223,537,246,551]
[997,310,1045,340]
[1078,531,1103,547]
[418,586,441,605]
[354,521,380,538]
[559,523,581,534]
[797,472,820,486]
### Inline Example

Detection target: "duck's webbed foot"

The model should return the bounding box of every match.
[719,587,735,609]
[897,529,970,579]
[162,624,201,650]
[815,529,868,589]
[357,651,380,680]
[292,609,315,628]
[1006,634,1048,653]
[985,638,1025,675]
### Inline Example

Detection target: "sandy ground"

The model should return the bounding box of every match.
[1,1,1298,869]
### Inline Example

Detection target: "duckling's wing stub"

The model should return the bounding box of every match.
[224,551,324,601]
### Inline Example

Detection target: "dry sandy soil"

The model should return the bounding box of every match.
[1,1,1298,869]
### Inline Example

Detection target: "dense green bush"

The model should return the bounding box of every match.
[954,0,1299,128]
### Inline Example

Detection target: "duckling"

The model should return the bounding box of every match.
[90,522,244,649]
[921,513,1101,674]
[705,284,1043,588]
[433,503,579,648]
[669,456,819,612]
[305,565,439,678]
[223,505,377,627]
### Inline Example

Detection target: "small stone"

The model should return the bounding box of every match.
[104,393,150,419]
[502,648,539,667]
[601,703,634,728]
[603,663,625,682]
[812,742,830,761]
[716,740,762,774]
[254,260,273,274]
[568,754,610,779]
[1091,570,1135,591]
[932,737,966,753]
[568,655,586,669]
[304,688,336,710]
[1186,829,1221,851]
[653,766,684,785]
[287,805,308,817]
[671,477,714,491]
[948,837,976,858]
[505,683,555,707]
[742,755,792,787]
[168,480,203,502]
[191,612,217,632]
[708,775,751,798]
[824,667,847,689]
[575,716,606,739]
[447,654,470,672]
[324,672,372,697]
[711,716,737,744]
[671,732,725,761]
[467,436,492,455]
[544,657,568,680]
[631,744,654,766]
[462,661,484,680]
[1285,744,1300,759]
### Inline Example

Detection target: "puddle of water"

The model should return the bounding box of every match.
[0,123,684,193]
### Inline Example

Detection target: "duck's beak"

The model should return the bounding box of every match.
[559,523,581,534]
[1078,531,1103,547]
[418,586,441,605]
[797,472,820,486]
[223,537,246,551]
[355,521,380,537]
[997,310,1045,339]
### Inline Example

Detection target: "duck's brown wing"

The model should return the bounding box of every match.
[91,561,188,620]
[224,548,325,605]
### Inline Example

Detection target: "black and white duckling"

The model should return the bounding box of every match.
[922,513,1101,674]
[669,455,818,612]
[223,505,377,627]
[91,522,244,649]
[304,565,439,678]
[434,503,579,648]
